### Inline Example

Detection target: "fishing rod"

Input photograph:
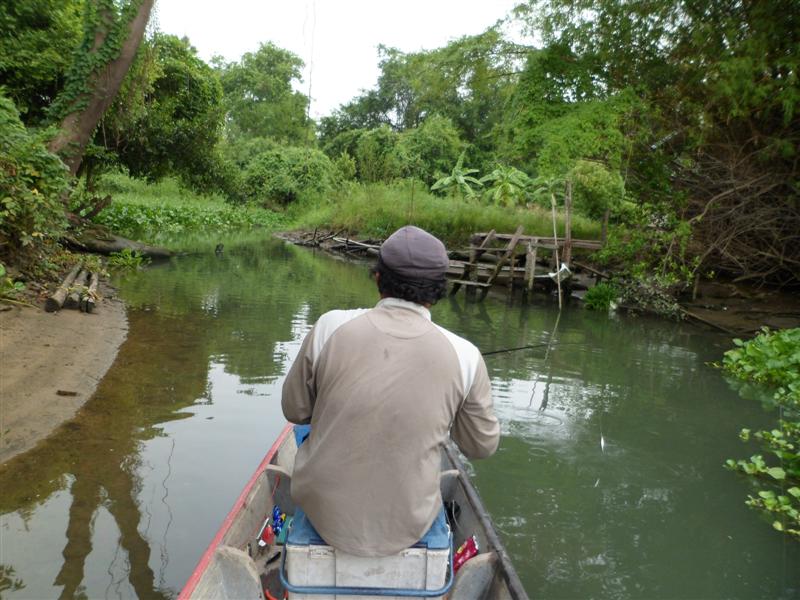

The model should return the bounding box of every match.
[481,341,581,357]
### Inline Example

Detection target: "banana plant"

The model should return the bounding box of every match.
[480,164,532,207]
[430,152,482,200]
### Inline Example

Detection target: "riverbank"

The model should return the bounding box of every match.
[0,281,128,464]
[279,228,800,335]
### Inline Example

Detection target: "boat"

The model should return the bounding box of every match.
[179,423,529,599]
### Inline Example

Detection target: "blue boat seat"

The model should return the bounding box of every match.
[288,506,451,550]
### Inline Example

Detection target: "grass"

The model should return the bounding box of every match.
[90,174,602,251]
[289,180,602,247]
[91,173,287,243]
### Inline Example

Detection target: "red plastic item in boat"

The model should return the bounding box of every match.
[453,535,479,573]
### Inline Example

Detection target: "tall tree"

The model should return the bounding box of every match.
[0,0,84,125]
[48,0,154,177]
[216,42,312,144]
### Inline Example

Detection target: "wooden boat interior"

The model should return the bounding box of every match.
[181,425,527,599]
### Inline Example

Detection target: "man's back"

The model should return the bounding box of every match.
[282,297,499,557]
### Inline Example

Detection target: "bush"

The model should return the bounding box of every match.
[355,126,399,183]
[243,146,336,206]
[0,95,68,267]
[568,160,625,220]
[583,282,619,310]
[393,115,464,185]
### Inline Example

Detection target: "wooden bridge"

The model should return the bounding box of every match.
[447,226,604,300]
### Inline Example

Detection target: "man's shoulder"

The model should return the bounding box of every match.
[432,323,480,358]
[310,308,372,360]
[316,307,372,331]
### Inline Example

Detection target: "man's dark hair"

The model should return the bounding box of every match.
[371,258,447,306]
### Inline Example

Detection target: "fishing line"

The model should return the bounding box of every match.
[528,311,561,409]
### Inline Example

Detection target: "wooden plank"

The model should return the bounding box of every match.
[450,280,491,288]
[526,242,538,292]
[484,225,524,288]
[563,180,573,265]
[473,234,602,250]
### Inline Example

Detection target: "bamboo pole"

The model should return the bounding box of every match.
[550,194,562,310]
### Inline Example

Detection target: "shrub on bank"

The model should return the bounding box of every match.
[242,146,336,207]
[0,95,68,267]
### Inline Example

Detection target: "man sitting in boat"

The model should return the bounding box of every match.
[282,225,500,557]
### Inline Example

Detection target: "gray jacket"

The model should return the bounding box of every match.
[281,297,500,557]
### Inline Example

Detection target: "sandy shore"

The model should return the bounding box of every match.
[0,284,128,464]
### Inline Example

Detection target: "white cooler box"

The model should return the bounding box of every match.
[282,507,452,600]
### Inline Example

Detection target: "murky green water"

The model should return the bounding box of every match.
[1,234,798,599]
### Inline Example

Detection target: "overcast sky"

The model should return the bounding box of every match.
[155,0,522,119]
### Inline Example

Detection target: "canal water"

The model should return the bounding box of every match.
[1,234,798,599]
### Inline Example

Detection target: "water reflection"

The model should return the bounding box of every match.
[1,234,798,599]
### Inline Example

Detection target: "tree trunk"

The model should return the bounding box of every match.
[48,0,155,177]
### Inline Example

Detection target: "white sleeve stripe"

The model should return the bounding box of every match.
[433,325,481,396]
[311,309,371,366]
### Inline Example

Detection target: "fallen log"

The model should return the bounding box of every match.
[45,265,81,313]
[81,272,100,313]
[64,269,88,309]
[64,228,172,259]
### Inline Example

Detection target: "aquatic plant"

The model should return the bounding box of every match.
[108,248,149,270]
[583,282,618,311]
[722,327,800,539]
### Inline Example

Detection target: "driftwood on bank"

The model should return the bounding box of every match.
[64,270,89,309]
[45,265,82,313]
[64,228,172,259]
[81,272,100,313]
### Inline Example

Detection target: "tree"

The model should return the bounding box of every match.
[0,0,84,126]
[216,42,311,145]
[100,34,226,191]
[393,115,464,185]
[430,152,483,200]
[480,164,532,207]
[355,126,399,183]
[48,0,155,177]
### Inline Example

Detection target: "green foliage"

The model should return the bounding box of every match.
[332,151,357,182]
[583,282,618,311]
[721,328,800,540]
[480,164,532,207]
[47,0,144,121]
[92,173,287,240]
[100,34,227,193]
[393,115,465,185]
[0,263,26,302]
[723,328,800,409]
[0,95,68,267]
[568,160,624,220]
[242,146,336,207]
[291,180,600,248]
[597,202,698,309]
[430,152,483,200]
[216,42,311,145]
[0,0,83,125]
[355,126,399,183]
[107,247,149,270]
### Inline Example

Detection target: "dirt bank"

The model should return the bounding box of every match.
[0,283,127,464]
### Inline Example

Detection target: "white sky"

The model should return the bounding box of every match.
[154,0,522,119]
